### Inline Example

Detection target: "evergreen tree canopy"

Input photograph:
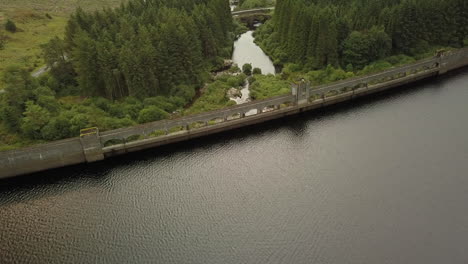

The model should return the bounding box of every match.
[257,0,468,69]
[63,0,233,100]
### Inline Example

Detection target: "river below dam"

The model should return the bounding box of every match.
[232,30,276,76]
[1,69,468,263]
[230,29,275,106]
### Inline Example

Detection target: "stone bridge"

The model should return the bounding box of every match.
[231,7,274,16]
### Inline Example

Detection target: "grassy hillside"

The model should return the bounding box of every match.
[0,0,124,14]
[0,0,125,89]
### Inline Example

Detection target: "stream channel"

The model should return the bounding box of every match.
[231,27,276,111]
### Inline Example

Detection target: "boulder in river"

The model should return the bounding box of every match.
[227,87,242,98]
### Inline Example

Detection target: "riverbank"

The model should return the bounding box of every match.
[1,48,467,179]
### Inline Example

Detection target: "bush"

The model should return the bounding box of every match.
[385,55,415,66]
[41,116,72,140]
[121,98,143,119]
[108,103,126,118]
[5,20,17,33]
[184,81,234,115]
[143,96,178,113]
[99,117,135,130]
[242,63,252,75]
[168,96,186,108]
[172,84,195,102]
[37,95,60,113]
[252,68,262,75]
[229,65,241,73]
[249,75,291,100]
[227,76,241,87]
[21,101,51,139]
[305,65,355,86]
[284,63,302,73]
[88,97,111,112]
[69,114,89,133]
[137,106,169,124]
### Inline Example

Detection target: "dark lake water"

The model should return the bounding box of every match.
[1,69,468,264]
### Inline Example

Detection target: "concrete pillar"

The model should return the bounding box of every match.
[297,80,309,105]
[438,57,448,75]
[291,85,298,102]
[80,127,104,163]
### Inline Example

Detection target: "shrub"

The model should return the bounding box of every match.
[21,101,51,139]
[229,65,241,73]
[227,76,241,87]
[108,103,126,118]
[242,63,252,75]
[41,116,72,140]
[137,106,169,124]
[143,96,178,113]
[253,68,262,75]
[172,84,195,102]
[249,75,291,100]
[5,20,17,33]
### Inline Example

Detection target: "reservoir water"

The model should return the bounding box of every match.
[1,69,468,263]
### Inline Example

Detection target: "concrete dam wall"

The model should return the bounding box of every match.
[1,48,468,179]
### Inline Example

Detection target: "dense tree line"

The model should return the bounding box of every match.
[256,0,468,69]
[47,0,233,101]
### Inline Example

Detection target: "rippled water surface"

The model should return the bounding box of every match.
[1,70,468,264]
